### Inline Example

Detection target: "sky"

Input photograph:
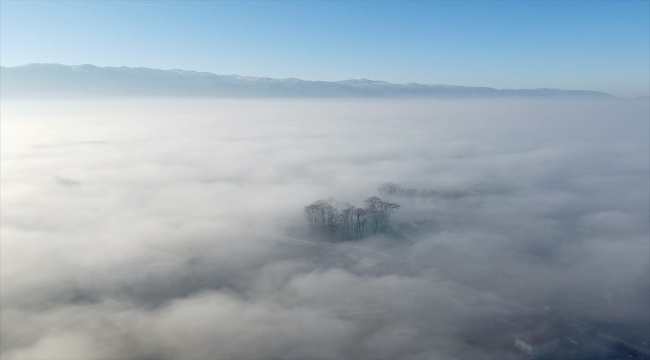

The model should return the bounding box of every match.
[0,1,649,95]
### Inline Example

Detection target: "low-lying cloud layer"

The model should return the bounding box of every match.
[1,99,648,359]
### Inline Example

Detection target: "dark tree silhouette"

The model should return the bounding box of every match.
[304,190,400,241]
[303,183,408,241]
[354,207,367,238]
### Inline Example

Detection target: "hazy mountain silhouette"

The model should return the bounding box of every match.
[1,64,616,99]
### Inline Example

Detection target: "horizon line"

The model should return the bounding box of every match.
[1,62,626,96]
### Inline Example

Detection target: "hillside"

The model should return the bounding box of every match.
[0,64,616,99]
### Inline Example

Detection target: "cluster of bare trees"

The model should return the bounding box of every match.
[304,196,400,241]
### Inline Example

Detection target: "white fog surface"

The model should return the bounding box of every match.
[1,99,648,360]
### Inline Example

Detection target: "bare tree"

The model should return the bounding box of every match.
[304,203,318,232]
[339,204,355,240]
[354,207,367,238]
[364,196,384,234]
[380,201,400,232]
[324,204,338,238]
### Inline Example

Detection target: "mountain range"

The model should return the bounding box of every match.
[0,64,616,99]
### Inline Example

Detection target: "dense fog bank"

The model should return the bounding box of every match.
[1,99,648,359]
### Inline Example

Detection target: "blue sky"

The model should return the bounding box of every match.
[1,1,648,96]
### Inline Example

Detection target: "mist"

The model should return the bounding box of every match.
[1,98,648,360]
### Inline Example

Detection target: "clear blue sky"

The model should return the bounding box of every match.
[1,0,648,96]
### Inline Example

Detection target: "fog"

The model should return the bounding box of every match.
[1,99,648,359]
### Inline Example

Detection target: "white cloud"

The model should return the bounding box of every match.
[1,98,648,359]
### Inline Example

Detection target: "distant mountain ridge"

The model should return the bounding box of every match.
[0,63,616,99]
